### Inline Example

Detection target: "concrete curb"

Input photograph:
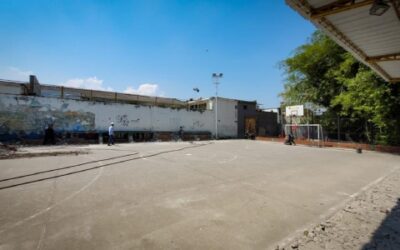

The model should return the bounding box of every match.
[0,150,90,160]
[256,137,400,155]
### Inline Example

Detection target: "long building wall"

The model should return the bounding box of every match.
[0,94,237,141]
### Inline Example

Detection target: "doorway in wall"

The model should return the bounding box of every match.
[245,117,256,137]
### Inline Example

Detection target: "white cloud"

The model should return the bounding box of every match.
[124,83,161,96]
[9,67,33,77]
[0,67,34,81]
[60,77,114,91]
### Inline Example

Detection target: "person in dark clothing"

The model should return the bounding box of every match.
[43,124,56,145]
[178,126,184,141]
[284,132,296,146]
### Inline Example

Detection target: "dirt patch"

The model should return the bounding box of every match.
[0,143,18,159]
[0,147,89,160]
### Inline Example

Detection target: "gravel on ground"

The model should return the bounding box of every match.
[278,167,400,250]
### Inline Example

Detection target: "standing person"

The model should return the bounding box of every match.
[178,126,184,141]
[108,122,115,146]
[43,124,56,145]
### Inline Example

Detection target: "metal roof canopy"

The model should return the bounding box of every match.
[286,0,400,83]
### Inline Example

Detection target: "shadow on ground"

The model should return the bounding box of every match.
[362,198,400,249]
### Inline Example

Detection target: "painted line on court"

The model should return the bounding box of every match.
[0,155,105,235]
[0,143,212,190]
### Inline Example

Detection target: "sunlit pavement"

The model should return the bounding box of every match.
[0,140,399,249]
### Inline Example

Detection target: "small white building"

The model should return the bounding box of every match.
[188,97,238,138]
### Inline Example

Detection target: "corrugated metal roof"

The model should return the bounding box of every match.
[327,5,400,56]
[286,0,400,83]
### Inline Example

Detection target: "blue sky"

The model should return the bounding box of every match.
[0,0,315,108]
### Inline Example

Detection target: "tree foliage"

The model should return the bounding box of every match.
[281,31,400,145]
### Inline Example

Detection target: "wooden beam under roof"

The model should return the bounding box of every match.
[310,0,374,19]
[367,52,400,62]
[389,78,400,83]
[390,0,400,21]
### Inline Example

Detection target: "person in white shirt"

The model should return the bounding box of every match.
[108,122,115,146]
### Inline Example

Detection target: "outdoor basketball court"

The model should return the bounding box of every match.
[0,140,399,249]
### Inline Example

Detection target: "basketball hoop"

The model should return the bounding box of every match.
[285,105,304,117]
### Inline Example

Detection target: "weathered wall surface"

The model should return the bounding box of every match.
[236,101,279,138]
[0,94,236,141]
[237,101,258,138]
[257,111,279,136]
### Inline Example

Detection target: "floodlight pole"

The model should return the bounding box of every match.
[212,73,223,139]
[337,115,340,142]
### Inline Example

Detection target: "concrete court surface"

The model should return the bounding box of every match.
[0,140,399,250]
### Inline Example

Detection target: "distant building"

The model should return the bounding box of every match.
[263,108,281,124]
[189,98,279,138]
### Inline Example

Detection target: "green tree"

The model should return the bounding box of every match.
[280,31,400,145]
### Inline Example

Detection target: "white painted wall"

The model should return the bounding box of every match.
[0,94,241,137]
[96,102,214,133]
[210,98,238,138]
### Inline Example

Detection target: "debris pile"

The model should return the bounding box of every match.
[0,142,18,159]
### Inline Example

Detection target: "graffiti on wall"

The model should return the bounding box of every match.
[0,96,95,140]
[115,114,140,127]
[116,114,130,127]
[191,121,205,129]
[0,92,226,142]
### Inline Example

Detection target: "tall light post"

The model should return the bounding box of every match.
[212,73,223,139]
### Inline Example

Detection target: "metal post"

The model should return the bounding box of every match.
[321,125,324,147]
[212,73,223,140]
[337,115,340,142]
[215,84,218,139]
[290,115,293,135]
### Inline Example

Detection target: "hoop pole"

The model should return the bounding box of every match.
[321,125,324,147]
